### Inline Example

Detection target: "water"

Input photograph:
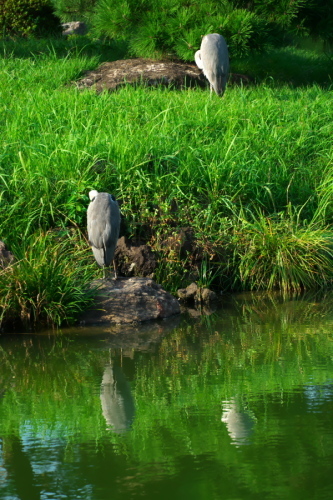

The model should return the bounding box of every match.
[1,291,333,500]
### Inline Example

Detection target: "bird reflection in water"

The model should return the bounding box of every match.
[221,398,256,446]
[100,363,135,433]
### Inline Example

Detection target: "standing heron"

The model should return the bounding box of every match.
[195,33,229,96]
[87,190,120,279]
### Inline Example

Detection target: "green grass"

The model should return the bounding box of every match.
[232,46,333,87]
[1,37,333,326]
[0,230,97,329]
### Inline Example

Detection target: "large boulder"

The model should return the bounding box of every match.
[80,277,180,325]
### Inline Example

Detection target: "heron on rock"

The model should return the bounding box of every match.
[195,33,229,96]
[87,190,120,279]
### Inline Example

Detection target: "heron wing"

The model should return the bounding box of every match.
[87,193,120,266]
[200,34,229,95]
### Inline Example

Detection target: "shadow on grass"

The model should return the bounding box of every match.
[0,35,129,64]
[232,46,333,88]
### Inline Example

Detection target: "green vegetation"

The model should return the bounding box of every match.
[0,0,62,38]
[91,0,272,59]
[52,0,333,60]
[0,35,333,328]
[52,0,97,23]
[0,230,97,329]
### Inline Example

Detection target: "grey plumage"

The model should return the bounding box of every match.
[100,363,135,433]
[195,33,229,96]
[87,190,120,272]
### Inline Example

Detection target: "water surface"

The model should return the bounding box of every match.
[1,292,333,499]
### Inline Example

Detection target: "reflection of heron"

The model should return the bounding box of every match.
[87,190,120,278]
[100,363,135,433]
[195,33,229,96]
[221,399,256,446]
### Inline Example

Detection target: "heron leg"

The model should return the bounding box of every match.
[113,259,118,280]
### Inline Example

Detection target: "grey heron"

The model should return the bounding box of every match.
[87,190,120,278]
[195,33,229,96]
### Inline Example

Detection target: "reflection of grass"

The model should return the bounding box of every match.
[0,297,333,495]
[139,292,333,400]
[0,335,110,439]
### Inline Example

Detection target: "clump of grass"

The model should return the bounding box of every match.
[0,230,97,330]
[231,208,333,292]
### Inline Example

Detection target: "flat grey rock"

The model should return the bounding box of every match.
[80,277,180,325]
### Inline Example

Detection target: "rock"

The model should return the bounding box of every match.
[0,241,14,269]
[62,21,88,36]
[200,287,218,303]
[114,236,157,277]
[177,282,219,304]
[80,277,180,325]
[75,59,206,92]
[74,58,253,93]
[177,282,198,301]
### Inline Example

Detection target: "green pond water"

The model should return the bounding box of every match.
[1,291,333,500]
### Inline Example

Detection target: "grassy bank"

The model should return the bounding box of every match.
[1,37,333,327]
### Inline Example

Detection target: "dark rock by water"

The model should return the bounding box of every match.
[80,277,180,325]
[177,282,219,305]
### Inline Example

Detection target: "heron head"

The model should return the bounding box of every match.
[89,190,99,201]
[194,50,203,70]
